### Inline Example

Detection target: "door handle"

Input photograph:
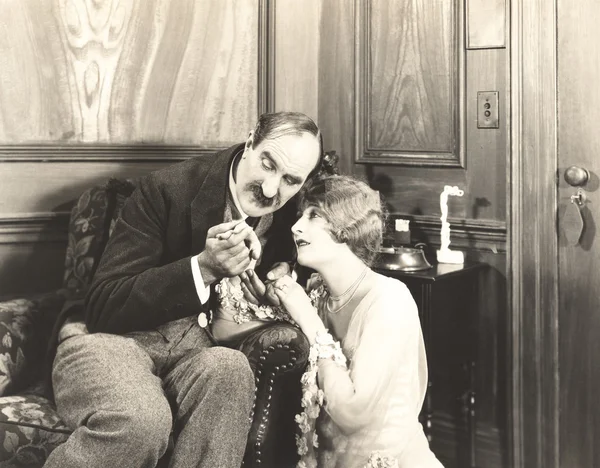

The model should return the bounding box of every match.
[562,166,590,245]
[564,166,590,187]
[570,188,587,206]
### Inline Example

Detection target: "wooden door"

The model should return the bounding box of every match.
[511,1,600,467]
[557,1,600,466]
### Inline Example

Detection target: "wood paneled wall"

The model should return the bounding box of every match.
[273,0,320,117]
[0,0,259,144]
[357,0,460,166]
[1,2,510,467]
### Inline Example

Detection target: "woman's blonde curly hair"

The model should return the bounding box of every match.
[297,175,386,266]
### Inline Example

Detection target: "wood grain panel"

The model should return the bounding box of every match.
[0,0,259,145]
[354,0,465,167]
[510,0,560,467]
[0,161,168,215]
[470,252,508,434]
[557,1,600,467]
[0,144,217,162]
[368,0,454,152]
[0,213,69,244]
[318,0,355,174]
[389,215,507,254]
[430,411,506,468]
[274,0,320,119]
[363,165,469,217]
[467,0,506,49]
[354,43,506,223]
[466,49,507,221]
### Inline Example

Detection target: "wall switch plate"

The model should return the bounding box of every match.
[477,91,499,128]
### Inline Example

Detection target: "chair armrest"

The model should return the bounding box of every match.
[0,292,66,397]
[238,322,310,468]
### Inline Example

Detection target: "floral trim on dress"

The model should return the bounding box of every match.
[365,452,399,468]
[295,279,345,468]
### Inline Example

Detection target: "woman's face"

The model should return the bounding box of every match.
[292,205,341,269]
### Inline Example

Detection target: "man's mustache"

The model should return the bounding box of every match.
[247,182,280,208]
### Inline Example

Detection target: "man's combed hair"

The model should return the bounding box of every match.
[298,175,386,266]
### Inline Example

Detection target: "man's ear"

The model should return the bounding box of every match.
[245,131,254,150]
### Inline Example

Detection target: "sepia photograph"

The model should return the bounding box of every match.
[0,1,595,467]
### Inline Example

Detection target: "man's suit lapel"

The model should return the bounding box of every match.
[190,144,244,254]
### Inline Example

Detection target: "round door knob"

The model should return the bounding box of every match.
[564,166,590,187]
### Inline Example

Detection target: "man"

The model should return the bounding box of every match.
[45,112,323,468]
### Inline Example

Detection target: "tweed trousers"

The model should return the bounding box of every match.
[44,316,254,468]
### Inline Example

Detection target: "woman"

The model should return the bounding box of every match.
[272,175,444,468]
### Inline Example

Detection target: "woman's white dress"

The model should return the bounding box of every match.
[315,275,444,468]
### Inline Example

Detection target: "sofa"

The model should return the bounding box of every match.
[0,178,309,468]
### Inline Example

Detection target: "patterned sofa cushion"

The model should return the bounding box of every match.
[0,394,70,467]
[62,178,136,297]
[62,186,110,296]
[0,300,35,397]
[0,294,65,398]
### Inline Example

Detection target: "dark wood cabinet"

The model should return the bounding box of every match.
[376,262,488,468]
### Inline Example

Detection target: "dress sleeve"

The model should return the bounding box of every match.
[317,280,427,435]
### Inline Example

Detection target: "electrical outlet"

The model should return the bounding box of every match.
[477,91,499,129]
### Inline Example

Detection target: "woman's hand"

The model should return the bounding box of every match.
[273,275,326,342]
[239,262,291,306]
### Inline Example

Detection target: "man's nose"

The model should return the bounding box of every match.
[261,176,279,199]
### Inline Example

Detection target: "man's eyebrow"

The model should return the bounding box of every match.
[262,151,303,184]
[286,174,303,184]
[262,151,275,164]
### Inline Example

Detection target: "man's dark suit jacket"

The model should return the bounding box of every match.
[84,143,298,335]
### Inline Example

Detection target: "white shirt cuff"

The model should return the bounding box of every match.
[191,255,210,304]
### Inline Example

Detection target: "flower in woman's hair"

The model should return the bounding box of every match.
[320,151,340,176]
[312,432,319,448]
